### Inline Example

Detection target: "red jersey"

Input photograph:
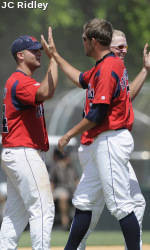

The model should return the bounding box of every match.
[2,70,49,151]
[79,52,134,145]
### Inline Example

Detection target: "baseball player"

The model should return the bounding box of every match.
[43,19,141,250]
[111,30,150,102]
[76,29,150,250]
[0,28,58,249]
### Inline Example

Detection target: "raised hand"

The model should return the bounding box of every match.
[143,43,150,71]
[41,26,56,58]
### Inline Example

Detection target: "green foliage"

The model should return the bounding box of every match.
[46,0,84,28]
[1,0,150,41]
[26,0,85,33]
[92,0,150,76]
[0,0,150,87]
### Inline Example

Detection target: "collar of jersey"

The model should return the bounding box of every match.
[16,69,27,76]
[95,52,115,66]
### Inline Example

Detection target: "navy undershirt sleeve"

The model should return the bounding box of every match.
[85,103,109,124]
[79,73,88,89]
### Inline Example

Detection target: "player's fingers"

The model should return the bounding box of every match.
[41,34,52,58]
[48,27,52,42]
[48,26,55,46]
[48,26,52,37]
[41,35,50,50]
[41,34,44,44]
[41,35,47,47]
[58,141,64,153]
[58,147,64,154]
[143,43,148,57]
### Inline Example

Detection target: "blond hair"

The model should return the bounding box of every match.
[112,29,126,38]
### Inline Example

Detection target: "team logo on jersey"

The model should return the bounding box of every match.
[34,82,40,86]
[87,83,94,99]
[101,96,106,100]
[120,69,128,90]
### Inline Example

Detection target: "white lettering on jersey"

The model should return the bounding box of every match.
[36,104,44,118]
[87,83,94,99]
[120,69,128,90]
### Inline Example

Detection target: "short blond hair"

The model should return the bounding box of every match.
[112,29,126,38]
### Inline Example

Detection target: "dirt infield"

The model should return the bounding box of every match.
[20,245,150,250]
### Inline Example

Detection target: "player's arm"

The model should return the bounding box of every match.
[36,57,58,102]
[41,26,82,88]
[129,43,150,101]
[36,34,58,102]
[58,104,109,152]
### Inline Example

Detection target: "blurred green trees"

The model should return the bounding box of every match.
[0,0,150,91]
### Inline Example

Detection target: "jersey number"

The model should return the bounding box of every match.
[2,104,8,133]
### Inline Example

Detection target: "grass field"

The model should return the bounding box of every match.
[18,230,150,247]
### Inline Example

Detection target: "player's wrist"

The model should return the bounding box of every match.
[142,66,148,74]
[50,57,57,65]
[65,133,72,142]
[53,50,61,63]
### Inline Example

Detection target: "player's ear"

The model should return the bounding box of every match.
[16,51,25,61]
[91,37,99,49]
[92,37,100,46]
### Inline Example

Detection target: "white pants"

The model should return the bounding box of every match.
[72,130,145,250]
[0,147,55,250]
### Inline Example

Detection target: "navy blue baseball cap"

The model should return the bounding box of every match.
[11,35,42,57]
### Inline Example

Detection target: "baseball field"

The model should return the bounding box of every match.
[18,230,150,249]
[20,246,150,250]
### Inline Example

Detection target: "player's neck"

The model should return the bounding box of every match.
[16,64,34,76]
[91,42,111,61]
[94,49,111,62]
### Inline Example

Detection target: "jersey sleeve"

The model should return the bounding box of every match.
[16,77,41,106]
[79,67,94,89]
[93,63,118,105]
